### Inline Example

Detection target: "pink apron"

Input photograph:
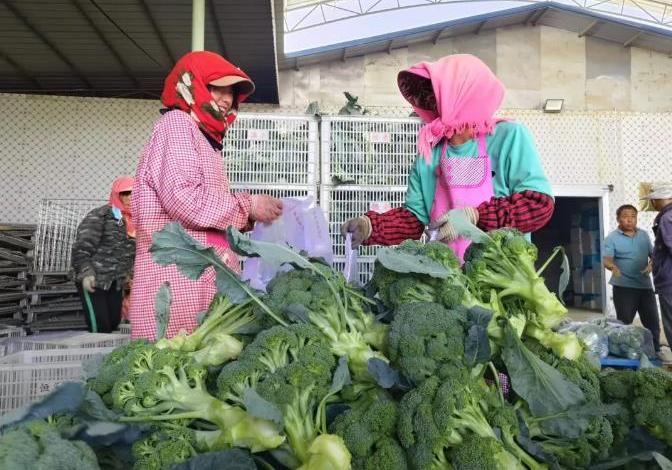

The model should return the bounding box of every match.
[429,135,494,262]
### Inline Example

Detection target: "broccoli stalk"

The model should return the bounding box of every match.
[464,229,567,329]
[117,350,284,453]
[154,296,256,367]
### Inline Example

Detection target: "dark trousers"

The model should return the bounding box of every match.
[77,281,122,333]
[657,291,672,349]
[612,286,661,351]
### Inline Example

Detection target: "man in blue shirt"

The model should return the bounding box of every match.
[603,204,660,352]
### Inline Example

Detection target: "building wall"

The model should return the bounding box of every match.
[279,24,672,113]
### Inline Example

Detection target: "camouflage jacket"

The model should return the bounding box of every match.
[71,205,135,290]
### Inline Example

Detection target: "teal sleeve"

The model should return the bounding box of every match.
[500,123,553,197]
[603,235,615,258]
[404,157,431,225]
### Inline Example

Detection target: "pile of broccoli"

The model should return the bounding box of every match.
[3,224,671,470]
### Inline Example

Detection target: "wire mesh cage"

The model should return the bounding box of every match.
[231,183,318,201]
[320,185,408,258]
[225,113,319,186]
[33,199,105,273]
[320,116,421,187]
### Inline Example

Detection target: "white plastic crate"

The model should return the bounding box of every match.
[320,185,408,258]
[0,347,113,414]
[321,116,420,187]
[333,256,376,287]
[0,325,26,356]
[116,323,132,335]
[33,199,105,273]
[0,347,114,365]
[4,332,129,355]
[0,362,84,414]
[225,113,319,186]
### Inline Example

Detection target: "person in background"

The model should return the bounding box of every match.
[71,176,136,333]
[341,54,554,260]
[129,51,283,341]
[603,204,660,354]
[643,183,672,362]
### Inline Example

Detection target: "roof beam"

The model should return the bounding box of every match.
[623,31,642,47]
[579,20,600,38]
[527,7,547,26]
[136,0,176,65]
[0,48,42,89]
[70,0,141,88]
[208,0,229,59]
[2,0,93,88]
[474,20,487,35]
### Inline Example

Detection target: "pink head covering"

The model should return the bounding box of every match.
[109,176,135,237]
[398,54,506,162]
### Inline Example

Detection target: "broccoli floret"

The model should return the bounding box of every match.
[450,433,524,470]
[330,391,408,470]
[264,268,388,380]
[631,368,672,445]
[88,339,149,401]
[113,344,284,453]
[463,229,568,336]
[388,302,467,384]
[599,368,636,402]
[0,419,99,470]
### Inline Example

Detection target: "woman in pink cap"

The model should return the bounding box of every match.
[130,51,283,340]
[72,176,136,333]
[342,54,554,260]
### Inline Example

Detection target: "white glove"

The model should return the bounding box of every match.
[429,207,479,242]
[82,275,96,293]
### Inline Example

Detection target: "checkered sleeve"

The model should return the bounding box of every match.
[153,112,252,231]
[477,190,554,233]
[363,207,425,246]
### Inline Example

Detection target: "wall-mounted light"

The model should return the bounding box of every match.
[543,99,564,113]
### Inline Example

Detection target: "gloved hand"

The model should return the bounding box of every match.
[82,275,96,293]
[250,195,283,224]
[428,207,479,242]
[340,216,372,249]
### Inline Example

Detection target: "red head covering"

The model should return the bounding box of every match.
[161,51,255,142]
[109,176,135,237]
[398,54,506,162]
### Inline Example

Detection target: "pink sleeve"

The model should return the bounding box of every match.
[152,113,252,231]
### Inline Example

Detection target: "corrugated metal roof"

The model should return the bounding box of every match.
[0,0,279,103]
[278,2,672,70]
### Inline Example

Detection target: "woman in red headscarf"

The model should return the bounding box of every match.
[129,51,283,340]
[72,176,136,333]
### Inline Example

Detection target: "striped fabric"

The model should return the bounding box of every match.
[364,190,554,246]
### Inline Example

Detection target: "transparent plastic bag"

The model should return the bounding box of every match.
[558,321,609,359]
[604,323,656,359]
[343,233,359,285]
[242,197,333,291]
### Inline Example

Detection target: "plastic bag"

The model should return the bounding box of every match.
[242,197,333,291]
[343,233,359,285]
[604,323,656,359]
[558,321,609,359]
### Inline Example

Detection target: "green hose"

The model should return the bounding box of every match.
[83,289,98,333]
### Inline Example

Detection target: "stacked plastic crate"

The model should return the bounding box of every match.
[320,116,422,283]
[225,113,319,202]
[568,204,603,310]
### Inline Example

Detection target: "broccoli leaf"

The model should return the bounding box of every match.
[501,323,585,418]
[329,356,352,395]
[367,358,400,389]
[0,381,86,430]
[375,247,449,278]
[227,227,314,271]
[244,389,284,426]
[171,449,257,470]
[465,324,491,367]
[155,282,171,340]
[447,208,490,243]
[150,223,249,303]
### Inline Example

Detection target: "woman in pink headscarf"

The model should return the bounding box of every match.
[342,54,554,260]
[71,176,136,332]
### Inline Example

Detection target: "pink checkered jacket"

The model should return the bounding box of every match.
[128,110,252,340]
